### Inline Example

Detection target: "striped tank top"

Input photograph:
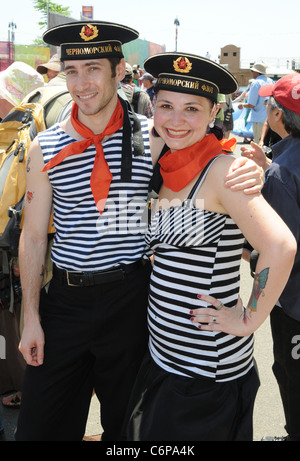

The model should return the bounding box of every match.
[145,157,254,382]
[38,112,153,271]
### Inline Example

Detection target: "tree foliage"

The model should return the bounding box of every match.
[33,0,71,29]
[32,0,71,45]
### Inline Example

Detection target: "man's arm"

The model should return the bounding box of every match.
[238,102,255,110]
[19,137,53,366]
[224,156,264,194]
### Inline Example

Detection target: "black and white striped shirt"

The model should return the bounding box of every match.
[39,113,153,271]
[145,158,254,382]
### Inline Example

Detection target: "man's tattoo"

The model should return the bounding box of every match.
[26,156,31,173]
[248,267,270,312]
[26,191,34,203]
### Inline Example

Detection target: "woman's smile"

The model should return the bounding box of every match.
[165,128,191,139]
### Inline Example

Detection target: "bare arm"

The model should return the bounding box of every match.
[191,157,296,336]
[238,102,255,110]
[19,137,53,366]
[241,141,272,171]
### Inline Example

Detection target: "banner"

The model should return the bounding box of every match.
[123,38,165,68]
[15,45,50,72]
[232,103,253,139]
[0,41,14,71]
[81,6,93,19]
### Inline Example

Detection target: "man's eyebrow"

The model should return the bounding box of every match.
[64,61,103,71]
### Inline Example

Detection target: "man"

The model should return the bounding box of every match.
[121,63,153,117]
[242,73,300,441]
[37,54,61,82]
[15,20,263,442]
[238,62,273,144]
[140,72,155,103]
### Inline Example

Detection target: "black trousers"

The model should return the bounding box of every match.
[15,262,151,441]
[270,305,300,441]
[126,353,260,441]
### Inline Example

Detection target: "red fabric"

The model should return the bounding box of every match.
[42,99,124,214]
[159,134,224,192]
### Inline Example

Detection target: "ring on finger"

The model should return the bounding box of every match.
[216,301,224,310]
[212,316,217,323]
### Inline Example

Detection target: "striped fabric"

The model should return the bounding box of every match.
[145,159,254,382]
[38,112,153,271]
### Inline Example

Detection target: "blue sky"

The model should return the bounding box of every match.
[1,0,299,65]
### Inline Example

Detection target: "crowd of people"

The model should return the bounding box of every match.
[0,18,299,442]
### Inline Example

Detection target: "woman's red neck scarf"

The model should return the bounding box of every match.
[159,134,226,192]
[42,99,124,214]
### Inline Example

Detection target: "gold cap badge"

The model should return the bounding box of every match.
[173,56,192,74]
[80,24,99,42]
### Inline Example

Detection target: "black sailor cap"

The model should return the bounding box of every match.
[43,20,139,61]
[144,52,238,102]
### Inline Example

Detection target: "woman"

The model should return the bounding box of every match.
[126,53,296,441]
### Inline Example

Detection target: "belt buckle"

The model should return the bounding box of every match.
[66,270,82,287]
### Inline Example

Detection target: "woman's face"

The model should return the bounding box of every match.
[154,90,217,152]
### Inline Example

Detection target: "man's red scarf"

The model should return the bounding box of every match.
[159,134,230,192]
[42,99,124,214]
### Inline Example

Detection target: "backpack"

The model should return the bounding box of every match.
[0,88,71,312]
[0,87,72,252]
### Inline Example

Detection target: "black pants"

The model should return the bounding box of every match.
[15,262,151,441]
[270,305,300,441]
[126,353,260,441]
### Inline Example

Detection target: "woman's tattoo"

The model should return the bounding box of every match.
[248,267,270,312]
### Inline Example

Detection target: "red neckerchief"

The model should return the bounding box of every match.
[42,99,124,214]
[159,134,224,192]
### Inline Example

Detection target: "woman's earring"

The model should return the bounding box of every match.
[209,120,215,129]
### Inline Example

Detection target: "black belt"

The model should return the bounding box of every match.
[53,260,146,287]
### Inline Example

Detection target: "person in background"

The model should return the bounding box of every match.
[37,54,61,82]
[140,72,156,103]
[233,79,254,103]
[121,63,153,118]
[222,94,234,138]
[238,62,273,143]
[241,73,300,441]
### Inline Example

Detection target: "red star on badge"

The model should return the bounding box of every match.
[84,26,94,37]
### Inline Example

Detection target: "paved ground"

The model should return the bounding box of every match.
[0,137,288,442]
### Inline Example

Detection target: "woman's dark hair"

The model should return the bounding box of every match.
[207,124,224,140]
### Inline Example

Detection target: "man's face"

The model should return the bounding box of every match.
[47,69,59,82]
[64,58,125,117]
[142,79,152,89]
